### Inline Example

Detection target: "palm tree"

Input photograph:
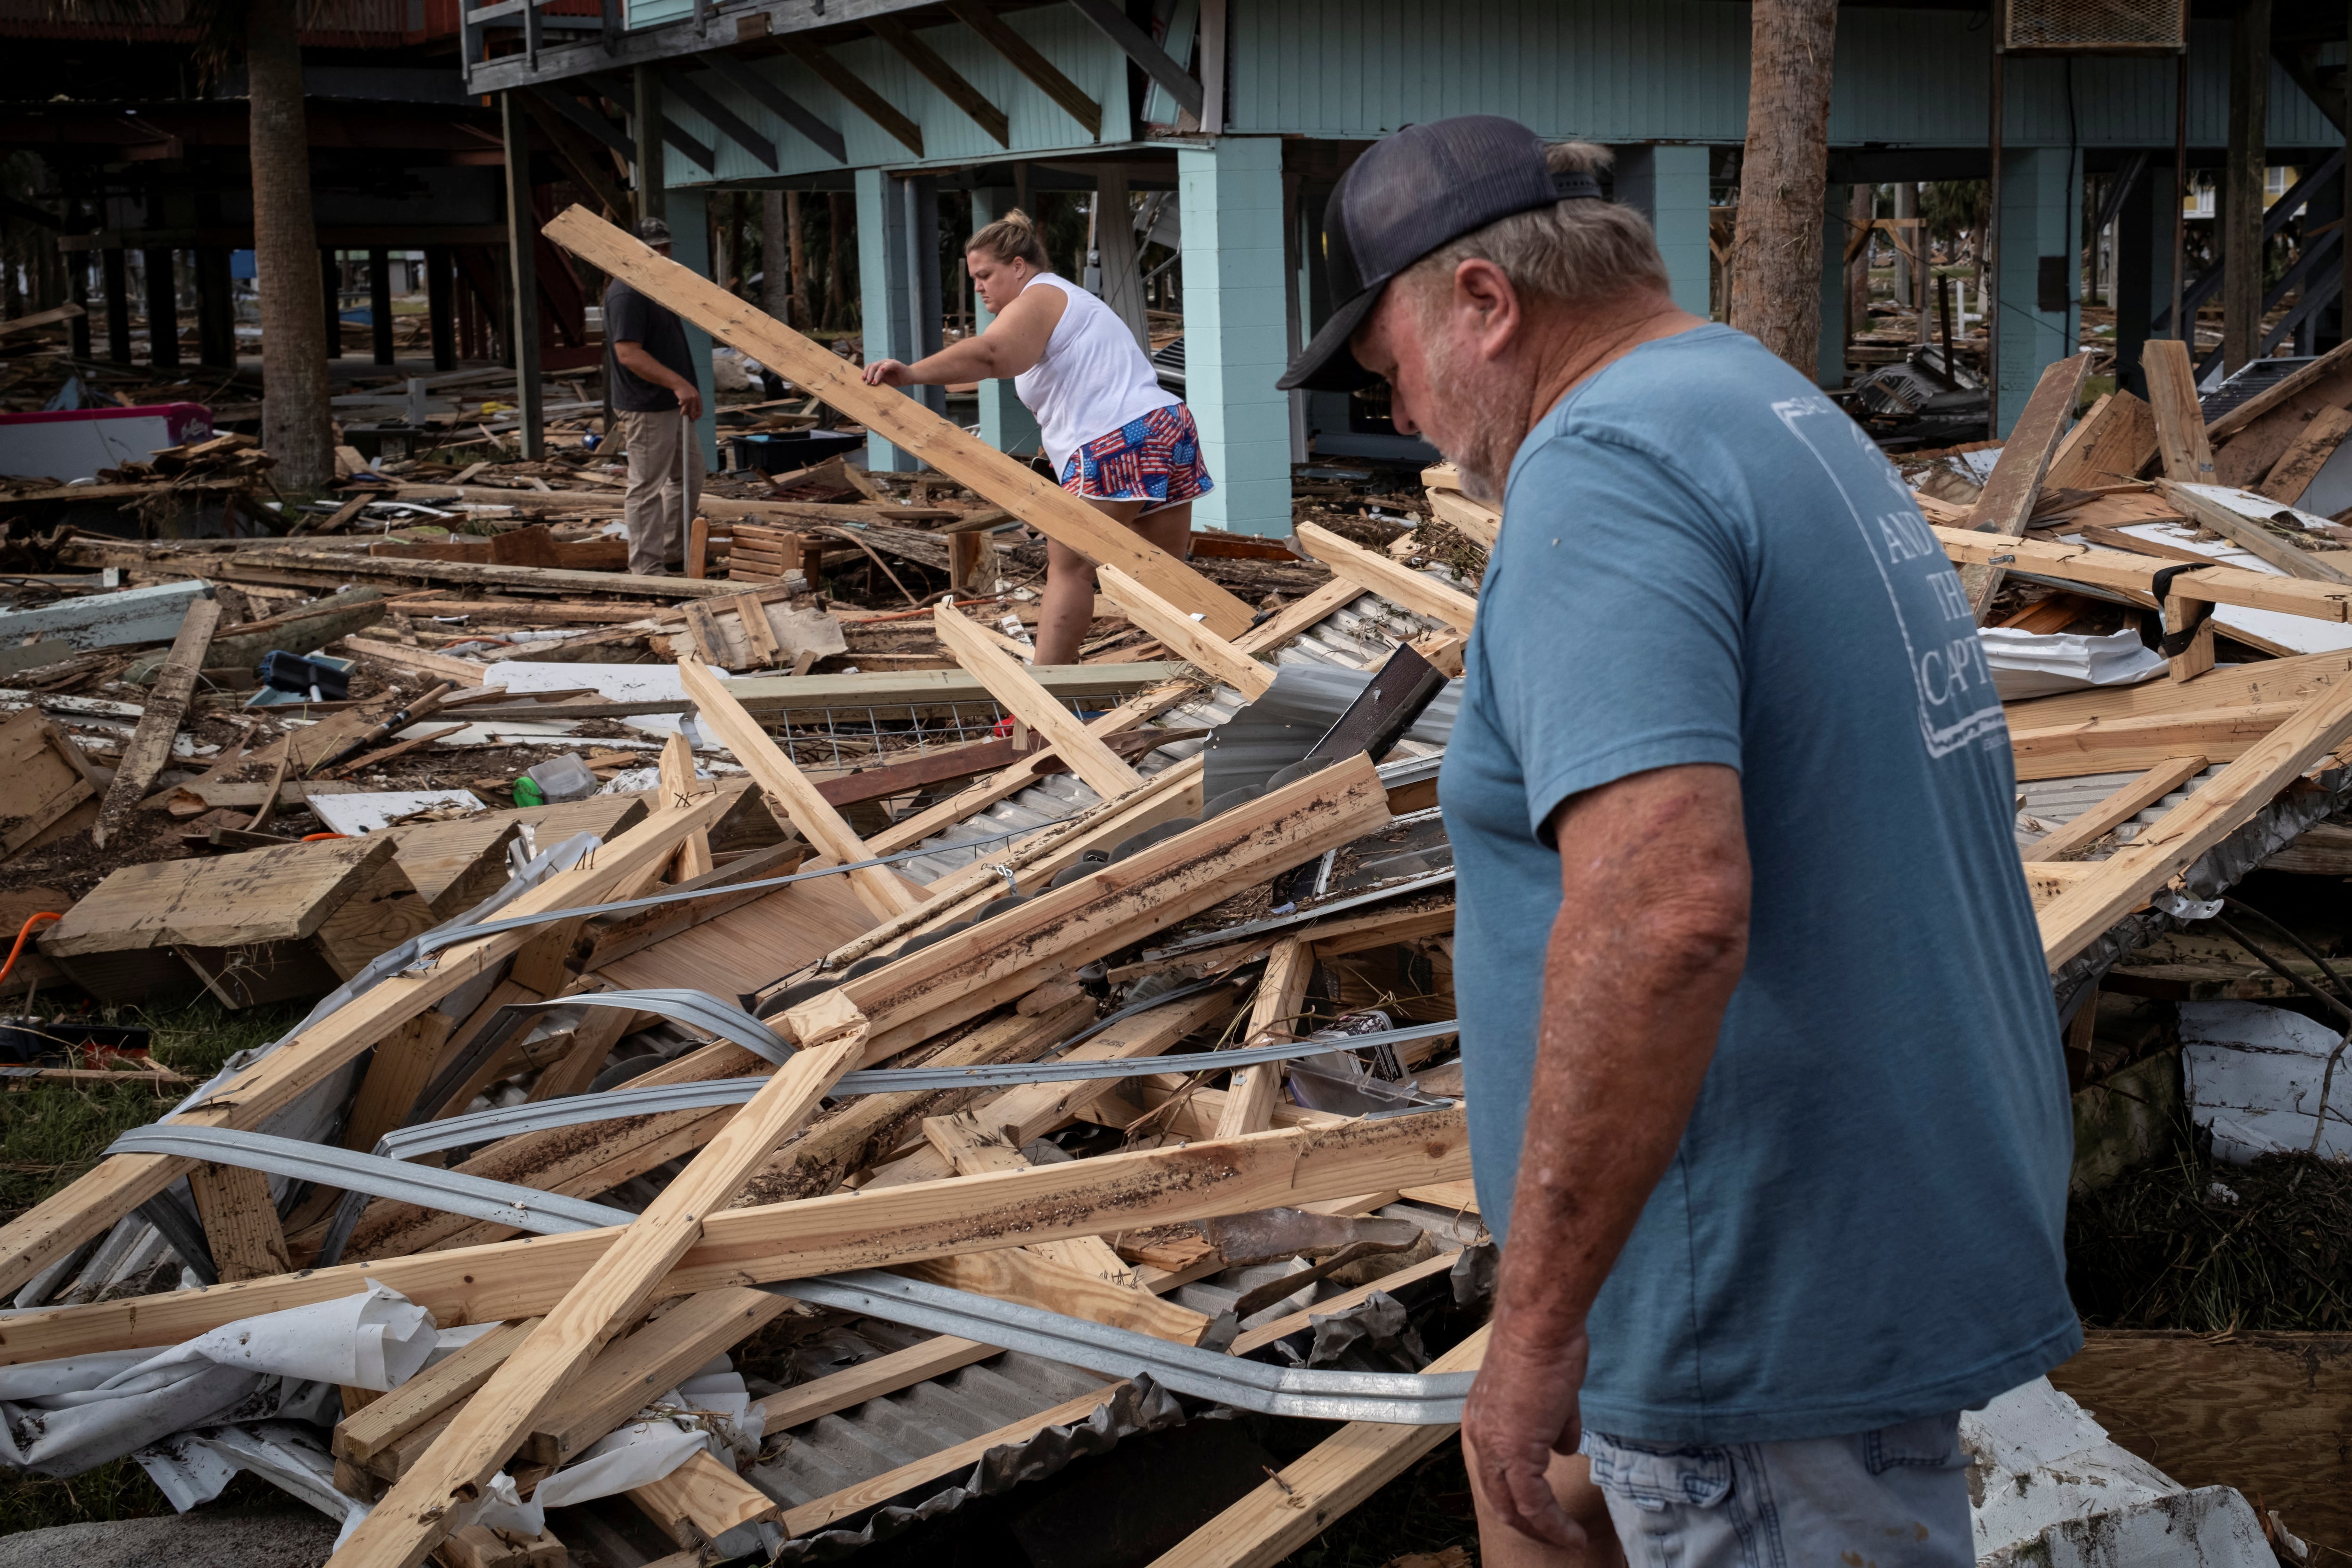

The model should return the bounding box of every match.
[51,0,334,491]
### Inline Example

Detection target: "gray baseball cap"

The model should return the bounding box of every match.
[635,216,673,244]
[1279,115,1600,393]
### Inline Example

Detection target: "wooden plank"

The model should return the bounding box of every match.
[751,1336,997,1432]
[934,603,1142,800]
[655,731,715,883]
[918,1107,1139,1283]
[2040,673,2352,967]
[0,789,736,1302]
[91,595,219,848]
[44,836,400,956]
[329,1022,865,1568]
[1294,522,1477,633]
[1097,566,1275,699]
[186,1159,290,1281]
[541,207,1250,635]
[1215,935,1314,1138]
[525,1287,791,1465]
[2045,1330,2352,1555]
[730,592,784,668]
[1934,526,2352,623]
[628,1447,778,1544]
[341,1010,460,1157]
[2020,756,2207,861]
[1234,578,1362,657]
[337,1320,538,1464]
[2143,339,2217,483]
[2157,481,2352,586]
[2006,649,2352,728]
[225,545,748,601]
[897,1248,1206,1338]
[677,656,922,920]
[312,855,439,979]
[1425,487,1500,549]
[825,754,1390,1058]
[1149,1326,1488,1568]
[1968,354,2092,536]
[0,709,97,856]
[2206,334,2352,441]
[2009,705,2296,780]
[2256,405,2352,504]
[2045,390,2159,491]
[2,1106,1474,1364]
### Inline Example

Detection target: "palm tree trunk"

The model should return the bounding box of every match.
[246,0,334,491]
[1727,0,1839,377]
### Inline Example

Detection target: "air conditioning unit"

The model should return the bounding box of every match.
[1998,0,2187,54]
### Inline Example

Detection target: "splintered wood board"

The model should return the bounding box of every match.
[42,836,402,956]
[598,867,889,996]
[0,708,97,856]
[378,795,649,916]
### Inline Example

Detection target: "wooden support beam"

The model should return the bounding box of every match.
[2020,756,2209,862]
[677,655,922,920]
[1426,487,1501,549]
[2143,339,2218,483]
[629,1447,778,1546]
[658,65,779,170]
[1097,566,1275,698]
[934,603,1143,800]
[2256,405,2352,504]
[1963,354,2093,618]
[691,51,846,163]
[868,16,1010,145]
[941,0,1102,138]
[540,206,1251,636]
[341,1010,460,1157]
[93,595,220,848]
[655,731,715,883]
[1295,523,1477,634]
[920,1108,1141,1284]
[751,1335,997,1432]
[0,788,737,1303]
[524,1287,791,1465]
[1233,578,1365,657]
[2044,390,2160,491]
[1066,0,1203,116]
[2009,704,2298,780]
[788,43,924,154]
[2158,480,2352,586]
[1935,526,2352,623]
[187,1159,290,1281]
[2040,673,2352,967]
[1215,935,1314,1138]
[329,1015,864,1568]
[4,1105,1472,1364]
[337,1320,540,1465]
[897,1247,1205,1338]
[1149,1327,1489,1568]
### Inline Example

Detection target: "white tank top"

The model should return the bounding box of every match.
[1011,273,1178,476]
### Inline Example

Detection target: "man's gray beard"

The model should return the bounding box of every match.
[1422,328,1528,506]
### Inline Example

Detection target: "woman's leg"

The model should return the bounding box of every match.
[1035,498,1146,665]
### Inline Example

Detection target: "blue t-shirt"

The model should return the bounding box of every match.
[1439,324,2080,1446]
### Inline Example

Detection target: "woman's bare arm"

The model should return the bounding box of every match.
[864,281,1065,387]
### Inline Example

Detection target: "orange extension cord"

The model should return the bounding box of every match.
[0,911,61,990]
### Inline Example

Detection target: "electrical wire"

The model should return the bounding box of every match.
[0,911,61,990]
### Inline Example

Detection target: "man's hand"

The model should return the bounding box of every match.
[862,358,914,387]
[1465,1319,1592,1549]
[614,339,704,421]
[673,382,703,421]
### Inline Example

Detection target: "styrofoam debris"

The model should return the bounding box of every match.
[2179,999,2352,1161]
[1965,1377,2270,1567]
[1979,626,2166,701]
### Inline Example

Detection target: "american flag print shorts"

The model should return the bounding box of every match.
[1059,403,1215,513]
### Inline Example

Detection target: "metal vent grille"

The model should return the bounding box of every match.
[2000,0,2185,53]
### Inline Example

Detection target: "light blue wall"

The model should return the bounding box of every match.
[665,186,719,472]
[1995,147,2082,437]
[645,4,2336,193]
[1178,137,1292,537]
[857,167,920,473]
[1614,144,1711,317]
[971,185,1044,460]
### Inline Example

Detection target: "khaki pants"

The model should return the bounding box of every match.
[620,409,704,577]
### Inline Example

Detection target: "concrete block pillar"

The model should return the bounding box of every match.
[1995,145,2081,436]
[1177,136,1291,537]
[664,186,719,473]
[2114,159,2177,401]
[1818,183,1849,388]
[1614,145,1710,318]
[971,185,1043,459]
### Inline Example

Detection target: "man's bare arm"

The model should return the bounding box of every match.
[1463,761,1750,1548]
[613,340,703,420]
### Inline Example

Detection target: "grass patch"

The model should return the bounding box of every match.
[0,998,312,1534]
[2066,1117,2352,1332]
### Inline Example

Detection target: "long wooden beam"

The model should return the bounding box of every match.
[540,206,1253,637]
[1935,527,2352,622]
[941,0,1102,137]
[1295,523,1478,634]
[1098,566,1275,699]
[2008,704,2298,780]
[2040,673,2352,967]
[331,1014,865,1568]
[0,1106,1472,1363]
[934,603,1142,800]
[0,789,738,1301]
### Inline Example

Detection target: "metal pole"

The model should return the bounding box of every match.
[501,90,545,460]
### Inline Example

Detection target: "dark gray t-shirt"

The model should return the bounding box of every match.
[604,279,696,413]
[1439,324,2079,1445]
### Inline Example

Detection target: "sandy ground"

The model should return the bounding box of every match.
[0,1508,339,1568]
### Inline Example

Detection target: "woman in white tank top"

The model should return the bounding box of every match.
[863,208,1213,666]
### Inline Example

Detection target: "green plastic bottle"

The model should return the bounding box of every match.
[511,777,545,808]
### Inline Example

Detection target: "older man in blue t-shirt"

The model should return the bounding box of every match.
[1279,118,2077,1568]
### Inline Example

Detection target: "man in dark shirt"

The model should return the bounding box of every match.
[604,217,706,576]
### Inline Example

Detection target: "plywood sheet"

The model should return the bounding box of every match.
[599,870,888,997]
